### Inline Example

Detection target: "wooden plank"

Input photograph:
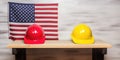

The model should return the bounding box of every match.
[27,49,92,60]
[7,40,112,48]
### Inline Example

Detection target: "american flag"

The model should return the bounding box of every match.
[9,2,58,40]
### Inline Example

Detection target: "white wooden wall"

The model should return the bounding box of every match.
[0,0,120,60]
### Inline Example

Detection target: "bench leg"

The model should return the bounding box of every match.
[92,48,107,60]
[12,48,26,60]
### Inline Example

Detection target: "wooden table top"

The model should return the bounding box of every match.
[7,40,112,48]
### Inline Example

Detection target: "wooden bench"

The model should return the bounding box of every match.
[8,40,112,60]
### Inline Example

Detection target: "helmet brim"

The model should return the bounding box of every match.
[71,35,94,44]
[24,36,45,44]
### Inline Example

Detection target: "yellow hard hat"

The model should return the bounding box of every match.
[71,24,94,44]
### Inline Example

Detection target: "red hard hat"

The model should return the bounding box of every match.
[24,24,45,44]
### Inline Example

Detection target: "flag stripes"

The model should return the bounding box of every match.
[35,12,58,14]
[35,3,58,6]
[35,8,58,10]
[10,24,58,27]
[9,37,58,41]
[35,16,58,19]
[10,29,58,32]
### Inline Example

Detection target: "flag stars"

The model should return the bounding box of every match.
[10,9,12,10]
[9,3,35,23]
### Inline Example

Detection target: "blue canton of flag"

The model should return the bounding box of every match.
[9,2,35,23]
